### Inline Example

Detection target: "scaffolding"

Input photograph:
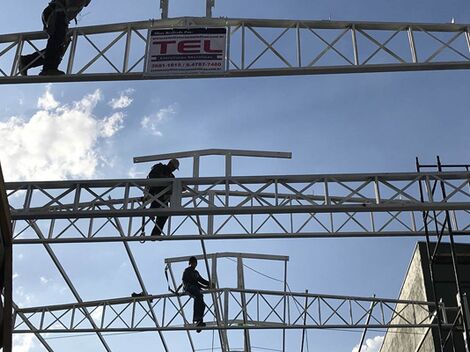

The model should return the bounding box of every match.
[416,157,470,352]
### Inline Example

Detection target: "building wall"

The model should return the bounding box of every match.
[379,244,436,352]
[380,242,470,352]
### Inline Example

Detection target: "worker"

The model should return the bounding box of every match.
[182,256,212,333]
[146,158,179,238]
[19,0,92,76]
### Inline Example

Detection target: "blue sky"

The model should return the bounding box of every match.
[1,0,470,351]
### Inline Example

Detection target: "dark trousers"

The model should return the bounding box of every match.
[21,6,68,71]
[186,285,205,323]
[150,199,168,236]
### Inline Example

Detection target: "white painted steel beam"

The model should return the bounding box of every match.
[14,289,446,333]
[1,18,470,84]
[6,171,470,243]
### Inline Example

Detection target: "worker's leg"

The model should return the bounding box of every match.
[150,198,168,237]
[20,50,46,70]
[153,215,168,236]
[43,10,68,72]
[186,286,205,323]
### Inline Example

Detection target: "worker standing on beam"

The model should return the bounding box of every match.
[183,256,212,333]
[146,158,179,238]
[19,0,92,76]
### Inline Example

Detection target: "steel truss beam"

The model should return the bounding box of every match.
[1,18,470,84]
[6,171,470,244]
[14,289,449,333]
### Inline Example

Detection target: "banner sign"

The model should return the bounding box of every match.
[145,27,227,75]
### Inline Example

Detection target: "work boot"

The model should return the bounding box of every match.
[18,56,28,76]
[39,68,65,76]
[196,321,206,333]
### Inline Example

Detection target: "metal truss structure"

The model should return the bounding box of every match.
[1,17,470,84]
[13,251,459,352]
[13,289,448,333]
[0,0,469,348]
[5,149,470,350]
[6,170,470,244]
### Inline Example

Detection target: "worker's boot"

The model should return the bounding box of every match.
[39,68,65,76]
[196,321,206,333]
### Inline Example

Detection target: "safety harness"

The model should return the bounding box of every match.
[164,264,183,295]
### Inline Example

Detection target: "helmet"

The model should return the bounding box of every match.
[169,158,180,170]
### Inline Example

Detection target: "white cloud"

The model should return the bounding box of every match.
[37,85,59,110]
[0,88,126,181]
[141,104,177,136]
[13,334,35,352]
[100,112,125,137]
[108,91,134,109]
[128,166,146,179]
[15,286,35,306]
[40,276,49,285]
[352,336,384,352]
[91,306,103,323]
[13,273,19,280]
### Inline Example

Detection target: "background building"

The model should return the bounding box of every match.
[380,242,470,352]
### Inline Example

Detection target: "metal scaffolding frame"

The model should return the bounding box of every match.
[417,157,470,352]
[1,17,470,84]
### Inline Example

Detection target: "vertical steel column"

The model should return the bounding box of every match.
[300,290,308,352]
[0,164,12,352]
[160,0,169,19]
[282,260,288,351]
[206,0,215,18]
[237,256,251,352]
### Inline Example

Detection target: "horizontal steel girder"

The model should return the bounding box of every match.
[14,288,449,333]
[7,171,470,243]
[1,17,470,84]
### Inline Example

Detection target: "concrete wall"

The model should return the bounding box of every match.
[380,242,470,352]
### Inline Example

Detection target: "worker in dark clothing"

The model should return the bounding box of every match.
[183,256,212,333]
[147,158,179,238]
[19,0,92,76]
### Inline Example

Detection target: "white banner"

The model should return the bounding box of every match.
[145,27,227,75]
